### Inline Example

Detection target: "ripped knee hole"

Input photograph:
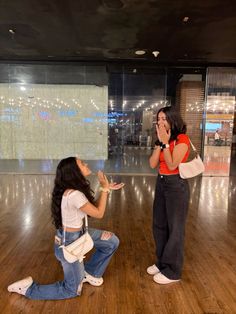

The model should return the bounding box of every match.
[101,231,113,240]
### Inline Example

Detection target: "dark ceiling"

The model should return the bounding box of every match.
[0,0,236,65]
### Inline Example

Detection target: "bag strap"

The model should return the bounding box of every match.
[84,215,89,231]
[174,137,198,154]
[62,191,88,245]
[188,139,197,152]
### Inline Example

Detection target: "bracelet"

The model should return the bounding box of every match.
[161,143,170,150]
[155,140,163,146]
[99,187,110,194]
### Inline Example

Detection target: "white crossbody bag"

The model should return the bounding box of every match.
[178,139,205,179]
[60,193,94,263]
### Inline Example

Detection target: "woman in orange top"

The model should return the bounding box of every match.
[147,106,190,284]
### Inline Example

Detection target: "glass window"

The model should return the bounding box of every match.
[0,64,108,172]
[203,67,236,176]
[104,65,167,174]
[2,63,235,176]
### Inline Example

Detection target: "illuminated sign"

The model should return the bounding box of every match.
[58,110,77,117]
[38,111,51,120]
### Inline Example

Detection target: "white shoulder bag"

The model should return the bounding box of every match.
[60,193,94,263]
[178,139,205,179]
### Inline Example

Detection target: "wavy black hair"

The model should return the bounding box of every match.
[157,106,187,141]
[51,157,95,229]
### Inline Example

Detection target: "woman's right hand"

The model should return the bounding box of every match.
[97,170,109,189]
[156,124,161,142]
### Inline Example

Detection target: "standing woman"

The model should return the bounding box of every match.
[147,107,190,284]
[8,157,124,299]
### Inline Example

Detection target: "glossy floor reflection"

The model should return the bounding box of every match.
[203,146,231,176]
[0,146,156,174]
[0,145,234,177]
[1,174,236,313]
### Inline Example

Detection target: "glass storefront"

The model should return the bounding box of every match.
[106,65,167,174]
[0,63,235,175]
[0,64,109,173]
[203,68,236,176]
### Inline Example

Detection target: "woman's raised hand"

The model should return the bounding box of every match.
[97,170,110,189]
[109,182,125,190]
[156,124,161,141]
[157,124,171,144]
[98,171,125,191]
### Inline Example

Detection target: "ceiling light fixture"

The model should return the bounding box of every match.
[9,29,15,34]
[183,17,189,22]
[152,51,160,57]
[135,50,146,55]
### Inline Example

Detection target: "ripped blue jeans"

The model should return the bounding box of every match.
[25,228,119,300]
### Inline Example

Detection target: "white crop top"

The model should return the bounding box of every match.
[61,190,88,228]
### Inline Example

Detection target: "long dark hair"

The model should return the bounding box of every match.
[157,106,187,141]
[51,157,95,229]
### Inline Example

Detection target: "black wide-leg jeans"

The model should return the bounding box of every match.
[153,174,190,280]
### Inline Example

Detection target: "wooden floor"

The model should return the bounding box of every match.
[0,174,236,314]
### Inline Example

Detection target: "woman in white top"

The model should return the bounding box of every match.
[8,157,124,300]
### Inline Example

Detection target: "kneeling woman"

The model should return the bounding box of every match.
[8,157,124,300]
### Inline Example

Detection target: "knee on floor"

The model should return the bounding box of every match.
[101,232,120,251]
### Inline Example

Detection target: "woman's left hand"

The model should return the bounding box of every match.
[158,125,171,144]
[109,182,125,190]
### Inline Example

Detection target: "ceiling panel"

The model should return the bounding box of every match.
[0,0,236,64]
